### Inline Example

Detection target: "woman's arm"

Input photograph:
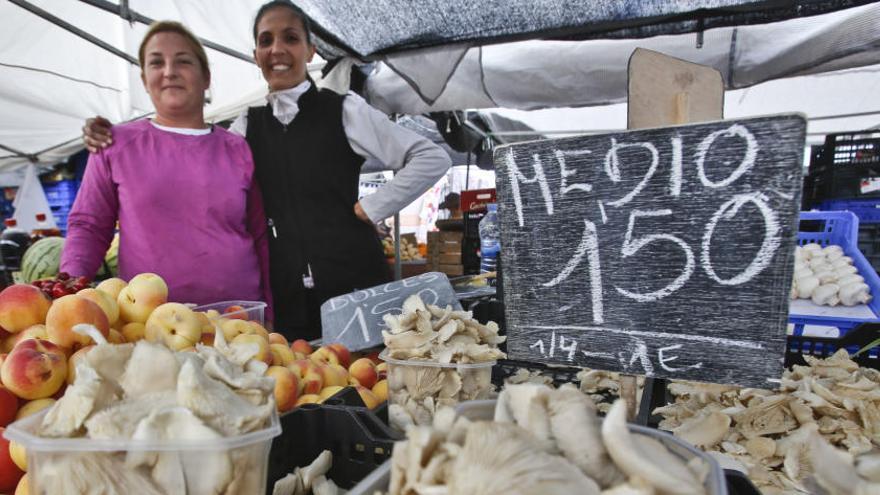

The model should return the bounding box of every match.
[245,175,275,324]
[60,151,119,278]
[342,93,452,223]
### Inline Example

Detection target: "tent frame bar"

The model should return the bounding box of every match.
[9,0,138,65]
[77,0,256,65]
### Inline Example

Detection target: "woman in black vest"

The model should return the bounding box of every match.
[83,1,451,341]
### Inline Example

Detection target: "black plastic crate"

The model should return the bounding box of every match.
[266,387,402,494]
[786,322,880,369]
[811,131,880,175]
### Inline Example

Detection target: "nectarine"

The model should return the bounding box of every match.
[0,285,51,333]
[349,357,379,389]
[290,339,312,356]
[117,273,167,323]
[265,366,299,412]
[1,339,67,399]
[0,427,24,492]
[46,295,110,348]
[95,277,127,301]
[0,386,18,427]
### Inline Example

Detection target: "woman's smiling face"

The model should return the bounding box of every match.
[254,7,315,91]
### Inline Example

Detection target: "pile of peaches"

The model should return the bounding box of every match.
[0,272,387,494]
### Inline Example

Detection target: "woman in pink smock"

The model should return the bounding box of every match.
[60,21,272,316]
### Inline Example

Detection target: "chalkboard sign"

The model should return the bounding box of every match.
[495,115,806,388]
[321,272,462,351]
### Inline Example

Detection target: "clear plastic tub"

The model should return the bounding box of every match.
[349,400,728,495]
[192,300,267,326]
[4,407,281,494]
[379,349,496,430]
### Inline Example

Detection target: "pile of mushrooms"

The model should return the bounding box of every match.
[33,326,276,495]
[654,349,880,494]
[272,450,339,495]
[505,367,643,414]
[792,243,872,306]
[385,383,710,495]
[383,295,506,429]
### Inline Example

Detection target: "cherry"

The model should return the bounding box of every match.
[51,285,68,299]
[56,272,70,281]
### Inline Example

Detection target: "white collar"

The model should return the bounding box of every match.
[149,120,212,135]
[266,80,311,126]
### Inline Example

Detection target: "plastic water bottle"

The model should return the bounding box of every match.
[478,203,500,273]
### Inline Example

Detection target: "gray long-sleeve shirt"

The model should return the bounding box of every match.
[229,80,451,222]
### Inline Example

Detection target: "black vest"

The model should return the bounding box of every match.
[246,84,390,337]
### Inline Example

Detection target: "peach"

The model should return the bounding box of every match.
[46,295,110,349]
[232,334,271,365]
[248,321,270,341]
[269,343,296,367]
[265,366,299,412]
[223,305,248,320]
[117,273,167,323]
[15,398,55,419]
[376,362,388,380]
[0,285,51,333]
[317,385,344,403]
[309,346,340,366]
[349,357,379,389]
[320,363,350,388]
[9,440,25,471]
[14,473,27,495]
[219,319,254,342]
[355,386,381,409]
[295,394,320,407]
[0,386,18,427]
[77,288,120,326]
[292,351,308,361]
[0,428,24,492]
[327,343,352,368]
[300,370,323,396]
[1,339,67,399]
[365,350,381,365]
[95,277,127,301]
[3,325,48,353]
[268,333,288,346]
[145,303,202,351]
[291,339,313,356]
[107,329,125,344]
[371,379,388,403]
[67,345,94,385]
[121,322,146,342]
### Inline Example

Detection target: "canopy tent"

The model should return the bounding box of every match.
[0,0,879,185]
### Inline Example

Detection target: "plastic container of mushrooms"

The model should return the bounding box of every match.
[381,349,496,430]
[348,399,727,495]
[5,407,281,495]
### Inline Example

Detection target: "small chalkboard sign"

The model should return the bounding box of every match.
[321,272,462,351]
[495,115,806,388]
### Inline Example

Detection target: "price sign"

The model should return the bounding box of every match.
[321,272,461,351]
[496,115,806,387]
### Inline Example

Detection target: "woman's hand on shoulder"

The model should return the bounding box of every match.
[82,116,114,153]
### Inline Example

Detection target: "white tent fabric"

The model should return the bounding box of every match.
[0,1,878,187]
[12,164,57,232]
[0,0,275,182]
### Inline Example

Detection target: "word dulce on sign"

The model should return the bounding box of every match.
[496,115,806,388]
[321,272,462,351]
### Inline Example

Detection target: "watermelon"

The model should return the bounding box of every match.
[96,233,119,279]
[21,237,65,283]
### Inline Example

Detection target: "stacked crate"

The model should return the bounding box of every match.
[427,231,463,276]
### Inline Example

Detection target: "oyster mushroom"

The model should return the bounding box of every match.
[40,361,120,437]
[672,411,731,448]
[119,340,180,398]
[548,386,624,488]
[602,400,704,495]
[447,421,601,495]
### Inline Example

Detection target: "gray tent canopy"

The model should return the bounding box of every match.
[295,0,874,58]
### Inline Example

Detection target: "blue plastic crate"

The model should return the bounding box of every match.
[816,199,880,224]
[789,211,880,337]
